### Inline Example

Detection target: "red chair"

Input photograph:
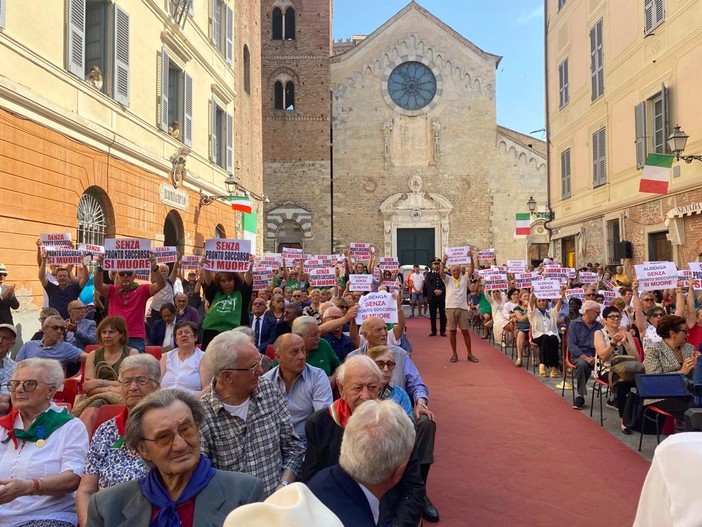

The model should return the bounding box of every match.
[527,329,539,374]
[145,346,162,361]
[80,404,125,439]
[560,347,577,405]
[84,344,100,354]
[53,375,81,407]
[54,402,73,411]
[589,378,610,426]
[632,336,644,361]
[638,404,675,452]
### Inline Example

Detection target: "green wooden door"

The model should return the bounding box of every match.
[397,228,435,267]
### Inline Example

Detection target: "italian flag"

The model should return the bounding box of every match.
[515,213,530,236]
[639,153,673,194]
[227,195,253,214]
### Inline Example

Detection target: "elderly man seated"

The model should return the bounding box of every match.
[308,399,416,527]
[262,333,333,447]
[302,355,424,527]
[200,331,305,497]
[567,300,604,409]
[65,300,97,350]
[348,315,439,522]
[292,316,340,377]
[16,315,87,367]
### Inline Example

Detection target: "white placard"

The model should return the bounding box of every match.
[259,253,283,267]
[379,257,399,271]
[45,248,84,266]
[349,242,372,261]
[355,292,398,324]
[515,272,536,289]
[252,268,273,291]
[309,267,337,287]
[566,268,577,279]
[40,233,72,247]
[181,256,201,272]
[104,238,152,280]
[349,274,374,292]
[634,262,678,291]
[578,272,599,284]
[688,263,702,290]
[532,279,562,299]
[203,239,251,273]
[484,273,508,291]
[477,249,495,261]
[565,288,585,301]
[154,246,178,264]
[78,243,104,255]
[380,280,400,292]
[598,290,616,306]
[446,246,471,266]
[507,260,527,273]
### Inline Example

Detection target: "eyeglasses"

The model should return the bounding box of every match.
[6,379,52,392]
[119,376,152,386]
[650,313,664,318]
[45,325,66,331]
[223,355,264,373]
[676,328,689,334]
[642,298,654,302]
[118,271,134,277]
[606,315,622,320]
[374,360,396,371]
[142,421,199,448]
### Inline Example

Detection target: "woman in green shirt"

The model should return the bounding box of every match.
[201,267,253,350]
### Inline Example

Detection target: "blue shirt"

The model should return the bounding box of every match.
[262,363,333,447]
[16,339,83,366]
[67,318,96,350]
[382,384,413,419]
[323,333,355,362]
[567,317,603,359]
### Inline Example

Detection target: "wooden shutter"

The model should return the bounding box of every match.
[225,112,233,172]
[661,83,669,153]
[160,48,170,132]
[210,99,218,162]
[0,0,6,29]
[559,59,569,108]
[644,0,654,33]
[561,149,571,198]
[183,72,193,147]
[590,20,603,101]
[113,5,130,106]
[66,0,85,77]
[593,128,607,187]
[211,0,220,47]
[225,6,233,63]
[635,101,647,169]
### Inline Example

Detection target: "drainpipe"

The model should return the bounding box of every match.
[543,2,554,258]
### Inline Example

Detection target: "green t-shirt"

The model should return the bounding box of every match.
[202,289,243,332]
[306,338,341,376]
[478,292,491,315]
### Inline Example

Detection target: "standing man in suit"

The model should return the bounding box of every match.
[251,298,275,353]
[308,399,415,527]
[425,257,447,337]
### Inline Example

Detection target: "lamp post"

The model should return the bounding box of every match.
[199,176,238,207]
[667,125,702,163]
[527,196,537,214]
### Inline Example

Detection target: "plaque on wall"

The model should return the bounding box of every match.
[410,208,422,221]
[159,184,189,211]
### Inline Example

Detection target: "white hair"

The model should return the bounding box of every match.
[340,399,416,486]
[15,358,65,389]
[206,330,256,376]
[336,355,382,388]
[292,315,319,335]
[119,354,161,382]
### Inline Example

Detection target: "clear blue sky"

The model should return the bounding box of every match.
[333,0,545,139]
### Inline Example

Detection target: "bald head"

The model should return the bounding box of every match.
[360,317,387,347]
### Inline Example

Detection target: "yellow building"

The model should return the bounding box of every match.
[0,0,263,329]
[546,0,702,270]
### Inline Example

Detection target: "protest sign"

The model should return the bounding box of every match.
[477,248,495,262]
[565,268,576,279]
[378,257,399,271]
[543,267,568,285]
[634,261,678,291]
[578,272,598,284]
[309,267,337,287]
[40,233,72,247]
[598,290,616,306]
[532,279,562,299]
[565,288,585,301]
[259,253,283,267]
[252,267,274,291]
[349,242,372,261]
[154,246,178,264]
[483,274,508,291]
[687,263,702,290]
[445,246,471,266]
[181,256,201,272]
[355,292,398,324]
[282,248,304,268]
[515,272,536,289]
[507,260,527,273]
[304,259,327,270]
[381,280,400,292]
[104,239,152,280]
[203,239,251,273]
[349,274,374,292]
[45,248,84,266]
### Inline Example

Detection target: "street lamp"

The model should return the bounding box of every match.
[527,196,537,214]
[667,125,702,163]
[199,175,238,207]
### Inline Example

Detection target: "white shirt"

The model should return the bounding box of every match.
[443,273,469,310]
[161,348,206,394]
[163,322,175,349]
[222,398,251,421]
[409,272,425,292]
[0,404,88,526]
[634,432,702,526]
[358,481,380,525]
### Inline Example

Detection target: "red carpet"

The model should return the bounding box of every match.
[405,318,649,526]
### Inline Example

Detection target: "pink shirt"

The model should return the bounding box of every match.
[106,284,152,338]
[688,324,702,351]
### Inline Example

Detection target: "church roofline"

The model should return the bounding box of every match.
[332,1,503,68]
[496,125,546,158]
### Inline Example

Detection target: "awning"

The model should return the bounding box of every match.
[550,224,583,240]
[665,202,702,226]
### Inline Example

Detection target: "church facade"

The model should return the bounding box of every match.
[262,1,547,266]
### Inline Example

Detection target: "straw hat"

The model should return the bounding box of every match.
[0,263,7,275]
[222,483,343,527]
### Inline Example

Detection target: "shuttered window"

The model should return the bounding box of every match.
[0,0,6,29]
[590,19,604,101]
[592,127,607,188]
[183,73,192,147]
[558,58,569,108]
[113,5,129,105]
[561,149,571,199]
[634,84,669,169]
[160,48,191,146]
[211,0,233,63]
[66,0,86,77]
[210,99,232,170]
[634,102,646,169]
[644,0,664,35]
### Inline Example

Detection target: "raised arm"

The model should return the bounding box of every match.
[149,255,167,296]
[391,291,405,342]
[686,279,698,329]
[169,253,182,282]
[439,254,447,280]
[631,280,647,335]
[38,251,48,287]
[92,255,110,297]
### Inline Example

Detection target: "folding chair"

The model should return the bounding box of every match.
[589,378,610,426]
[560,347,576,405]
[635,373,691,451]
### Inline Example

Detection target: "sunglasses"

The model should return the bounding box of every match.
[374,360,396,371]
[46,325,66,331]
[142,421,199,448]
[118,271,134,277]
[6,379,52,392]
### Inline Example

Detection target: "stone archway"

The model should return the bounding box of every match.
[266,202,312,240]
[379,177,453,257]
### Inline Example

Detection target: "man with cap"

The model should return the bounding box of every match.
[425,257,447,337]
[567,300,604,409]
[0,323,17,415]
[0,264,19,325]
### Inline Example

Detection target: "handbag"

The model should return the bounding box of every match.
[609,355,645,385]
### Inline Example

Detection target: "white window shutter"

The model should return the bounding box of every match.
[160,48,170,132]
[225,112,233,172]
[0,0,6,30]
[211,0,220,46]
[598,128,607,186]
[225,6,233,63]
[113,5,130,106]
[183,72,193,147]
[189,0,194,16]
[661,83,669,152]
[210,99,218,162]
[644,0,654,33]
[66,0,86,77]
[634,102,646,169]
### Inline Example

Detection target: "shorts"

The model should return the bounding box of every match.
[411,292,424,303]
[446,308,470,331]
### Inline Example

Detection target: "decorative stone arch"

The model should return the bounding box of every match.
[266,202,312,240]
[379,177,453,257]
[267,66,300,87]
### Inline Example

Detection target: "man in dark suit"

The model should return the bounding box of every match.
[150,303,178,351]
[425,257,447,337]
[302,356,424,527]
[308,399,415,527]
[250,298,275,353]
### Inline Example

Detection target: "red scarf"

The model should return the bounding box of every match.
[0,408,20,449]
[111,406,129,449]
[328,399,352,428]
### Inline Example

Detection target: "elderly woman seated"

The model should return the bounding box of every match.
[160,321,213,395]
[75,353,162,526]
[87,389,265,526]
[0,358,89,527]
